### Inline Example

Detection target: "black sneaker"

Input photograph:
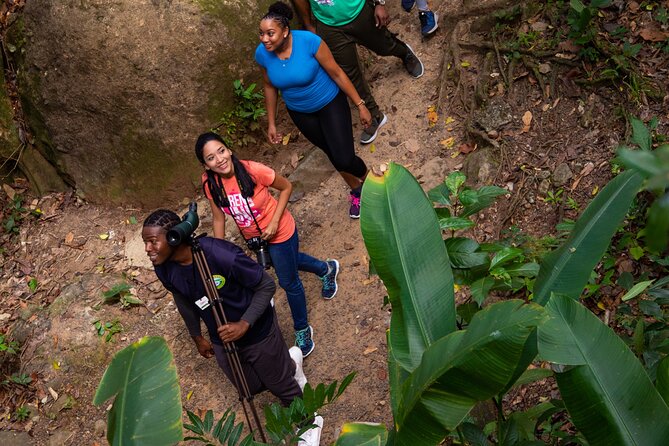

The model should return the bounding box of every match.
[360,113,388,144]
[403,44,424,78]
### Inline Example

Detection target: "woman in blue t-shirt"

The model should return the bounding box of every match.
[256,1,372,219]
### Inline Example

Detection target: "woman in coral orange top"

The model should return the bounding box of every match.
[195,132,337,358]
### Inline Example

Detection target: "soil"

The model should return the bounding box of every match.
[1,0,668,445]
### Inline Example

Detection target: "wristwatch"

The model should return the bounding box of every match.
[374,0,386,5]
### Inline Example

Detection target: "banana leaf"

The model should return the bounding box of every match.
[334,422,389,446]
[538,295,669,445]
[361,163,456,371]
[393,300,545,445]
[533,170,643,305]
[93,336,183,446]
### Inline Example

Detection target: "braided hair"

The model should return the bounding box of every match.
[194,132,256,209]
[143,209,180,231]
[262,1,293,29]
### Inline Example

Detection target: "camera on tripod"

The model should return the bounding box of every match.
[246,237,272,270]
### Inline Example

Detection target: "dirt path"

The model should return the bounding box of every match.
[2,0,668,444]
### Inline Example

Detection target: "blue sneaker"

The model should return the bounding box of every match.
[295,325,315,358]
[419,10,439,37]
[320,259,339,299]
[402,0,415,12]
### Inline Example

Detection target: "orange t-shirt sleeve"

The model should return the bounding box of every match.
[245,160,276,187]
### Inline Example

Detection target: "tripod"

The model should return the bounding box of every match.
[189,234,267,443]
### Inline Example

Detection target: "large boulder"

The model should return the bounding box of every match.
[5,0,273,205]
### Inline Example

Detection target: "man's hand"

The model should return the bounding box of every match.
[218,320,250,343]
[374,5,391,28]
[193,335,214,358]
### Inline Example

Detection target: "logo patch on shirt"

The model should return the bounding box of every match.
[213,274,226,289]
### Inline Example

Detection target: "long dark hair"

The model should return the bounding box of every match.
[194,132,256,209]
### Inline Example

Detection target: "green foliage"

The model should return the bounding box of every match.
[184,409,256,446]
[0,333,20,355]
[8,372,32,385]
[214,79,266,148]
[542,188,563,206]
[2,194,41,234]
[102,282,143,308]
[14,405,30,422]
[93,336,183,446]
[350,161,669,445]
[426,172,537,306]
[617,116,669,252]
[92,319,123,342]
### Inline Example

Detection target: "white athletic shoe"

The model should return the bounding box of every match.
[289,346,307,391]
[297,415,323,446]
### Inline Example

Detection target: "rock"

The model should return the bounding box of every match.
[94,419,107,438]
[289,148,336,196]
[474,98,513,132]
[536,170,551,180]
[414,157,449,191]
[0,431,33,446]
[48,430,73,446]
[538,179,551,196]
[552,163,573,187]
[462,147,499,187]
[538,63,551,74]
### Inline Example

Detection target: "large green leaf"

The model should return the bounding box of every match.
[361,163,456,371]
[537,295,669,445]
[533,170,643,305]
[444,237,489,269]
[335,422,389,446]
[656,356,669,406]
[393,300,545,445]
[93,336,183,446]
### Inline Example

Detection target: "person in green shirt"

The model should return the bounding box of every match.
[293,0,424,145]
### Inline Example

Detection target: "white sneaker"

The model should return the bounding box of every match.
[297,415,323,446]
[289,346,307,391]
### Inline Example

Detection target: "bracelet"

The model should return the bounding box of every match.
[355,99,366,107]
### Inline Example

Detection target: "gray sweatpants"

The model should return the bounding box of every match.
[213,320,302,407]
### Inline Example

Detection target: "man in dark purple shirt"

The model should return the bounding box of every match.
[141,209,306,406]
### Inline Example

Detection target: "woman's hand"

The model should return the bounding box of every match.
[268,124,283,145]
[261,220,279,241]
[217,321,250,343]
[359,104,372,128]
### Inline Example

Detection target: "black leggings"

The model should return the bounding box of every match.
[288,91,368,179]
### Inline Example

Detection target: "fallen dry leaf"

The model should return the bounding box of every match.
[444,116,455,125]
[427,106,438,127]
[369,143,376,154]
[3,183,16,200]
[64,232,74,245]
[406,139,420,153]
[290,152,299,169]
[639,27,669,42]
[521,111,533,133]
[570,161,595,191]
[282,133,291,145]
[363,346,378,355]
[99,233,109,240]
[458,143,476,154]
[440,137,456,149]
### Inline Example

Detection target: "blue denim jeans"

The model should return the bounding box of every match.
[268,229,328,331]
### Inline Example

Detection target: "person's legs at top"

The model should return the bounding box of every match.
[316,20,387,144]
[267,231,315,357]
[415,0,438,37]
[342,1,425,78]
